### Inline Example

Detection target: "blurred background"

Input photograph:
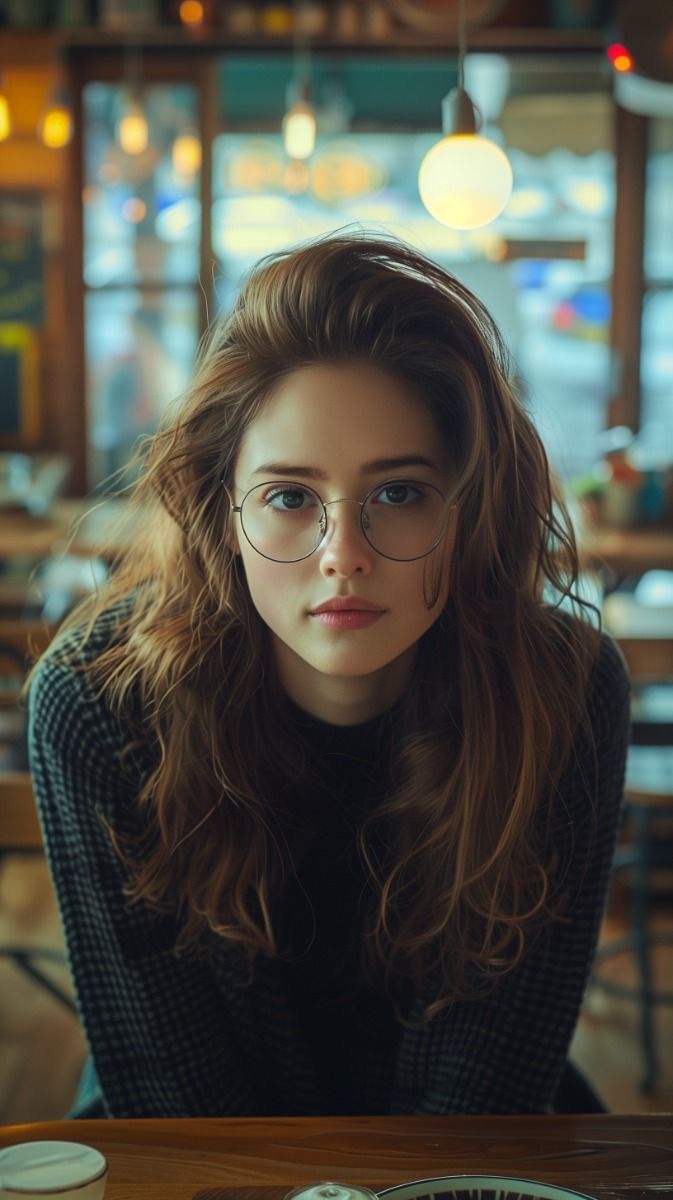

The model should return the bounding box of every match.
[0,0,672,1125]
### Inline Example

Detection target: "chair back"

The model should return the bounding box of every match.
[0,771,42,851]
[0,618,58,666]
[603,596,673,682]
[0,619,59,772]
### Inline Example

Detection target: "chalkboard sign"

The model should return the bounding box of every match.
[0,192,44,325]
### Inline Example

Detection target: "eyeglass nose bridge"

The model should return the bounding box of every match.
[318,495,371,540]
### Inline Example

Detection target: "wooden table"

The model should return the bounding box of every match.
[0,499,142,562]
[0,1116,671,1200]
[580,525,673,578]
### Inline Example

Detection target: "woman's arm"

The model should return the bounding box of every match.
[28,656,259,1117]
[391,631,631,1115]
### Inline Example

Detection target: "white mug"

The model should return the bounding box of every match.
[0,1141,107,1199]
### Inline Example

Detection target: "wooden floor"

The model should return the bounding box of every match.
[1,858,672,1124]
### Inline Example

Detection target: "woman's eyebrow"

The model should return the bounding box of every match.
[250,455,440,480]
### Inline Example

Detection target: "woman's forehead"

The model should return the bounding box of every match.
[235,363,448,477]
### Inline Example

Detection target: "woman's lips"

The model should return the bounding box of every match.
[310,610,386,630]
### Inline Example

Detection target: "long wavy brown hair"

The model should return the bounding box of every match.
[23,228,602,1028]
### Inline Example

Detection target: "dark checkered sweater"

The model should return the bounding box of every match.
[27,597,630,1117]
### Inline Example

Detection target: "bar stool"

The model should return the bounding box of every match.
[589,745,673,1092]
[591,585,673,1092]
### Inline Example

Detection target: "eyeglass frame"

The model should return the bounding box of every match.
[220,474,457,563]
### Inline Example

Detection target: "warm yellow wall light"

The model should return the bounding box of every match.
[0,85,11,141]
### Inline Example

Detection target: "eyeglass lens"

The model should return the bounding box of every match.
[240,480,450,562]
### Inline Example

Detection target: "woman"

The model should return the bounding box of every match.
[24,229,630,1118]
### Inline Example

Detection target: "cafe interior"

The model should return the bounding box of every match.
[0,0,672,1169]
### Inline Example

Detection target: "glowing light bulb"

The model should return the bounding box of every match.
[118,100,148,155]
[418,133,513,230]
[282,100,316,160]
[40,101,73,148]
[172,130,202,176]
[0,93,10,141]
[179,0,204,24]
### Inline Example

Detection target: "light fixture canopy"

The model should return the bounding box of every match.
[442,85,480,136]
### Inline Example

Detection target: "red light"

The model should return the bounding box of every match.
[607,43,628,63]
[607,42,633,72]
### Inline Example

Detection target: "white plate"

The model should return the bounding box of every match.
[378,1175,595,1200]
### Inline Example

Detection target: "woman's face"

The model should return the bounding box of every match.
[230,361,457,725]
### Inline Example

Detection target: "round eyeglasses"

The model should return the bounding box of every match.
[221,476,456,563]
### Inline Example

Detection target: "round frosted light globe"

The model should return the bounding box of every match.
[419,134,513,230]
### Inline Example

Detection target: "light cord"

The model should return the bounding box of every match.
[458,0,466,92]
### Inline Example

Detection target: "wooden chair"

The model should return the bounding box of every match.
[0,618,59,771]
[0,771,76,1015]
[0,618,58,666]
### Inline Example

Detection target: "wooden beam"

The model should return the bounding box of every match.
[608,104,649,433]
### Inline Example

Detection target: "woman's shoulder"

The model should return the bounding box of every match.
[550,606,631,727]
[590,624,631,698]
[27,590,139,747]
[43,589,139,671]
[540,612,631,860]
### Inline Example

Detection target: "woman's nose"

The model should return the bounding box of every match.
[317,499,375,570]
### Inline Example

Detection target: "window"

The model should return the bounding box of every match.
[80,52,616,492]
[82,80,201,490]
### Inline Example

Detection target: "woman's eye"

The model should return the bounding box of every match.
[375,482,424,505]
[264,487,313,510]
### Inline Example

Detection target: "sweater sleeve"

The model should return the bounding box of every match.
[27,652,259,1117]
[391,629,631,1115]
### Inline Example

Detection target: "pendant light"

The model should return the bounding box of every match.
[418,0,513,230]
[118,91,148,155]
[172,127,202,177]
[282,0,317,160]
[39,84,74,149]
[116,40,148,156]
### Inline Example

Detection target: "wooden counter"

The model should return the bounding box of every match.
[0,1114,671,1200]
